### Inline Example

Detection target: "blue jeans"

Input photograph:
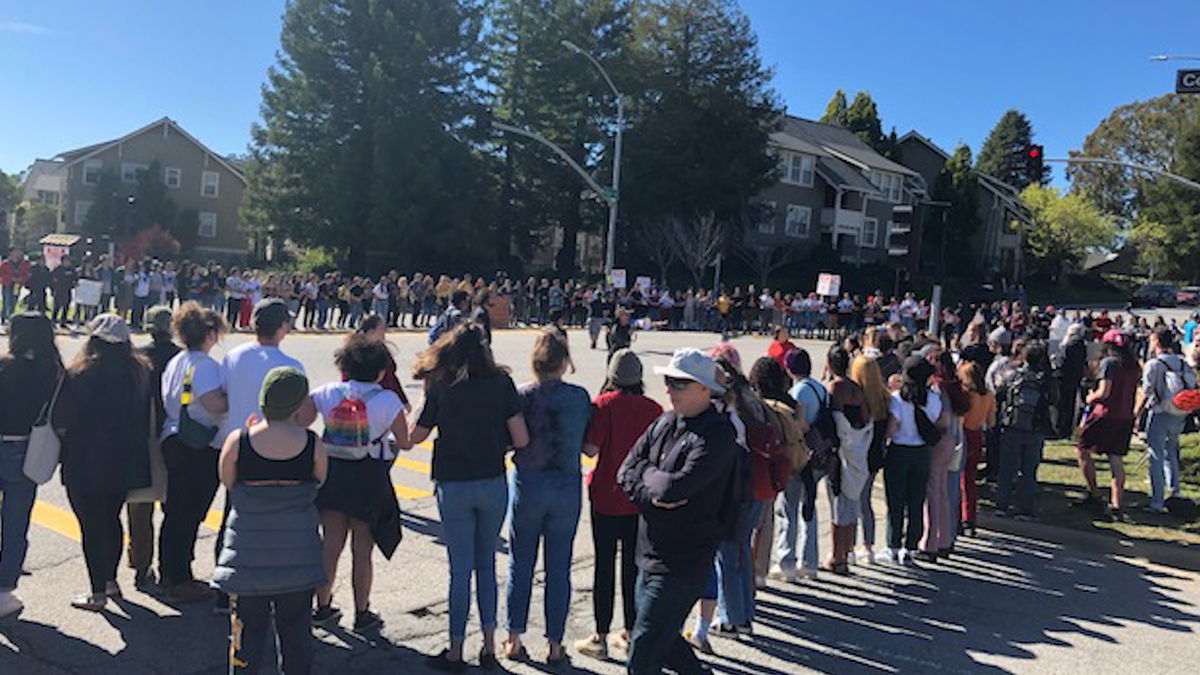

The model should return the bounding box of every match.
[717,499,763,627]
[1146,412,1186,508]
[372,298,388,318]
[316,299,330,328]
[1,285,16,323]
[0,439,38,590]
[505,471,581,642]
[628,567,709,675]
[996,428,1044,515]
[774,472,819,572]
[435,476,508,641]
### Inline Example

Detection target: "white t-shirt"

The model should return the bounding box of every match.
[311,381,405,460]
[888,389,943,446]
[219,342,305,443]
[161,350,226,446]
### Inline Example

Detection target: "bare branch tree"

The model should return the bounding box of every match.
[670,211,726,288]
[737,233,802,289]
[634,218,679,287]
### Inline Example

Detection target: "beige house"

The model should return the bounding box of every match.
[32,117,248,258]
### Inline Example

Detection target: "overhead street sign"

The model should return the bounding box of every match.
[1177,70,1200,94]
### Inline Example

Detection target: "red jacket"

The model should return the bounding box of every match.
[0,259,31,287]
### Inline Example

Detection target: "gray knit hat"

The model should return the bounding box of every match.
[608,348,643,387]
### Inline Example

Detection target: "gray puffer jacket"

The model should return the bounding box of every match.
[213,482,326,596]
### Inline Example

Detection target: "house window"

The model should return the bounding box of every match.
[36,190,60,206]
[785,204,811,238]
[863,217,879,247]
[165,167,182,188]
[74,200,93,228]
[872,172,903,202]
[121,162,148,184]
[757,201,777,234]
[884,220,894,249]
[83,159,103,185]
[201,171,220,198]
[782,152,815,187]
[198,211,218,238]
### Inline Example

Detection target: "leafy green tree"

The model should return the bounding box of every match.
[977,109,1048,189]
[930,143,981,273]
[1131,108,1200,281]
[486,0,633,275]
[13,203,58,252]
[1021,183,1117,283]
[846,91,882,150]
[620,0,781,257]
[246,0,492,273]
[0,171,18,250]
[820,90,850,127]
[81,170,125,237]
[1069,93,1200,221]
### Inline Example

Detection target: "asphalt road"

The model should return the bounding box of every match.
[1,327,1198,674]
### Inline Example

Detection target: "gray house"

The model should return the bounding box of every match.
[897,131,1028,282]
[28,117,249,259]
[750,116,925,266]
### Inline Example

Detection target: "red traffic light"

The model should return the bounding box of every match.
[1028,148,1041,158]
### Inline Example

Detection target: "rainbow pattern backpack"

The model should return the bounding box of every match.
[322,384,385,460]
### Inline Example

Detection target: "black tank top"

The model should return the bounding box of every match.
[238,430,316,482]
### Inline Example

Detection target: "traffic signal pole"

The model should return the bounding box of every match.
[1046,156,1200,192]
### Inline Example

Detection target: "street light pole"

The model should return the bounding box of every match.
[1149,54,1200,62]
[562,40,623,278]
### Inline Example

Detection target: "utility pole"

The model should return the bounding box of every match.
[563,40,624,278]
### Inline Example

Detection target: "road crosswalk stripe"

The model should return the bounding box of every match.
[30,500,82,541]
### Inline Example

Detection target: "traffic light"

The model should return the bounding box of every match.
[1025,144,1044,185]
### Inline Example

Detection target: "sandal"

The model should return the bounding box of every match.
[70,593,107,611]
[504,644,529,662]
[426,649,466,673]
[478,649,500,671]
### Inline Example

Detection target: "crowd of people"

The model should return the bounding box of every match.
[3,245,1200,673]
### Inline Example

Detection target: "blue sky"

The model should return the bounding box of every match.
[2,0,1198,185]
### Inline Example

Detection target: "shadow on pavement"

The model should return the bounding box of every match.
[712,527,1200,674]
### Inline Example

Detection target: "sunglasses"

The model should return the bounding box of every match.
[665,376,694,391]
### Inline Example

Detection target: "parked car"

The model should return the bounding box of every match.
[1176,286,1200,306]
[1130,283,1179,308]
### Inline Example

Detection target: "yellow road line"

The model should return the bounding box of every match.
[30,500,81,541]
[395,485,434,499]
[204,509,224,532]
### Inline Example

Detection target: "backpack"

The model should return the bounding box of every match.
[801,381,839,475]
[428,307,463,345]
[1158,357,1199,416]
[1000,368,1047,432]
[753,401,805,499]
[322,385,385,460]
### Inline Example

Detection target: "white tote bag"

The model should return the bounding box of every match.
[23,373,65,485]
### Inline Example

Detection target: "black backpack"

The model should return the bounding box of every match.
[1001,368,1048,432]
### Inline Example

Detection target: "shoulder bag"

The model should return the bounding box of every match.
[23,372,65,484]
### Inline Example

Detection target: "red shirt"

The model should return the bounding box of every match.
[0,259,31,287]
[767,340,796,370]
[584,391,663,517]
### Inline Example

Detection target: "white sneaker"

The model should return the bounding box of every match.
[846,551,857,566]
[856,548,876,565]
[879,548,898,565]
[768,567,798,583]
[0,591,23,619]
[797,567,820,580]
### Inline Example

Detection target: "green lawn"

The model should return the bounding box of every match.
[979,432,1200,547]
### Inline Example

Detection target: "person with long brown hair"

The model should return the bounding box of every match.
[957,361,995,536]
[411,323,528,671]
[823,346,873,574]
[0,312,62,618]
[53,314,154,610]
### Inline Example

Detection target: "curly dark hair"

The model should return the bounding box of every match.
[335,333,392,383]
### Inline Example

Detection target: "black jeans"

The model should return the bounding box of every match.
[628,567,709,675]
[884,444,930,551]
[159,436,220,586]
[126,502,157,573]
[230,590,314,674]
[591,512,638,635]
[65,487,126,594]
